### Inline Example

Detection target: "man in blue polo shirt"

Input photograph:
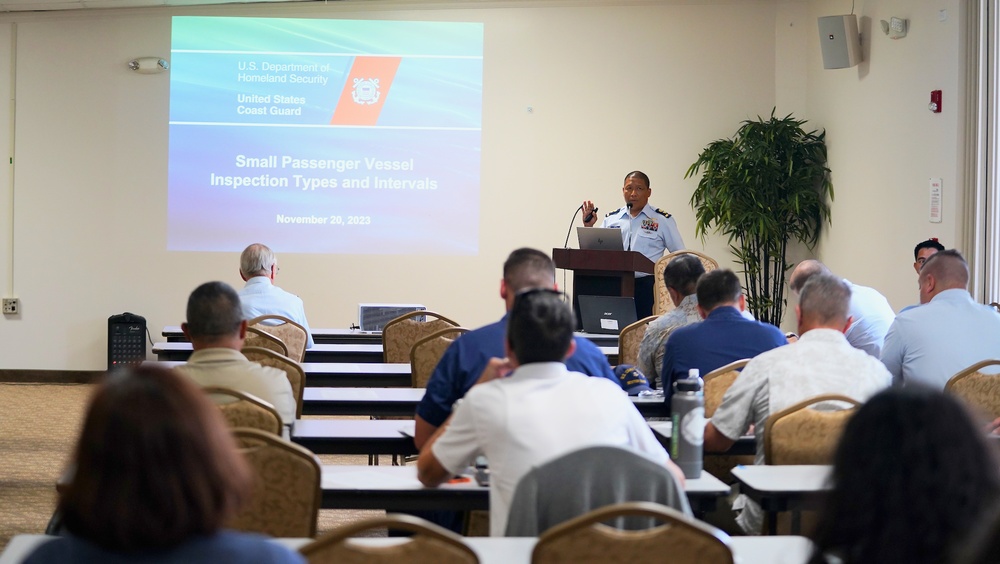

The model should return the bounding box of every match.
[661,269,786,398]
[414,247,616,450]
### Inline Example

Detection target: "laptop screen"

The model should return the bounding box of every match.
[578,295,638,334]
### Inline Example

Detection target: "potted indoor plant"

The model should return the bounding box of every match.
[685,110,833,326]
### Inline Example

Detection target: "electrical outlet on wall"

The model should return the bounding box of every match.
[2,298,19,315]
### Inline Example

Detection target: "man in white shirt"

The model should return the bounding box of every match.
[238,243,314,348]
[880,249,1000,388]
[789,260,895,357]
[705,273,891,534]
[417,288,684,536]
[175,281,297,432]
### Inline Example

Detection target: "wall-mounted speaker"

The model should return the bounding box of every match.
[818,15,862,69]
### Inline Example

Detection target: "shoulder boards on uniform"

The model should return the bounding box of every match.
[655,208,672,218]
[605,208,622,218]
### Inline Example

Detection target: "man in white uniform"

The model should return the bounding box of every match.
[581,171,685,318]
[705,273,891,534]
[881,249,1000,388]
[789,260,895,357]
[238,243,314,348]
[417,288,684,536]
[175,281,297,432]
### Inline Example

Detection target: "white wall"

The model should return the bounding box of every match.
[0,1,781,370]
[780,0,965,313]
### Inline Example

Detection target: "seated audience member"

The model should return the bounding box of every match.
[176,281,296,430]
[238,243,314,349]
[661,269,786,397]
[808,387,1000,564]
[788,260,895,357]
[913,237,944,274]
[705,273,891,534]
[417,288,683,537]
[636,254,706,388]
[880,249,1000,388]
[25,365,303,563]
[413,247,616,450]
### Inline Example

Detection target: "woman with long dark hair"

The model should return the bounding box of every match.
[25,365,302,563]
[809,386,1000,564]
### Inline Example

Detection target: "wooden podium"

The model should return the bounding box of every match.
[552,248,655,330]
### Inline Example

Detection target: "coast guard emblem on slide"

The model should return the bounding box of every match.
[352,78,381,105]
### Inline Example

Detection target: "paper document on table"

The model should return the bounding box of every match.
[322,469,418,489]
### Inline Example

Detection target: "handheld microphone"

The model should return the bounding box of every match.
[583,206,599,224]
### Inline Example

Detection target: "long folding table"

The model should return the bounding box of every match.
[731,464,832,534]
[301,387,669,418]
[147,360,412,388]
[320,464,731,514]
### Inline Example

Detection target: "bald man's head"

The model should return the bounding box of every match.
[918,249,969,304]
[789,260,832,295]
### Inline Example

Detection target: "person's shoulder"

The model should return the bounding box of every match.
[651,207,673,219]
[195,531,304,563]
[605,206,627,218]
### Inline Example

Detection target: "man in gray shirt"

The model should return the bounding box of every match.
[636,254,705,387]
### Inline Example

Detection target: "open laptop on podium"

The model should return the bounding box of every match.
[578,295,637,334]
[577,227,625,251]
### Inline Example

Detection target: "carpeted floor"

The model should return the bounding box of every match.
[0,382,385,552]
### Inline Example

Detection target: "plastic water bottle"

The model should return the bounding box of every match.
[671,368,705,479]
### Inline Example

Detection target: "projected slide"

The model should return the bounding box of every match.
[167,17,483,254]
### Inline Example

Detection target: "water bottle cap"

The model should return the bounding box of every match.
[674,378,702,393]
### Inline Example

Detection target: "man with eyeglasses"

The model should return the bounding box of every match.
[581,171,685,318]
[418,288,684,536]
[413,248,616,451]
[237,243,314,348]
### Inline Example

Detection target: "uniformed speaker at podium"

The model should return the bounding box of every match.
[582,170,685,318]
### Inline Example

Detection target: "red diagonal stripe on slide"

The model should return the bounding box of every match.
[331,56,402,126]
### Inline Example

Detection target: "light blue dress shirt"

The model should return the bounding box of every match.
[843,279,896,357]
[880,288,1000,388]
[238,277,314,348]
[600,204,684,275]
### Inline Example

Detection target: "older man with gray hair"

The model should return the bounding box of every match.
[238,243,314,348]
[705,273,891,534]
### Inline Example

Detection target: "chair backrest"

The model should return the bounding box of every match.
[382,311,460,363]
[652,251,719,316]
[764,394,860,465]
[702,359,750,418]
[241,346,305,418]
[244,326,289,357]
[228,428,322,538]
[410,327,468,388]
[299,513,479,564]
[946,359,1000,419]
[249,314,308,362]
[531,501,734,564]
[506,445,690,537]
[618,315,658,367]
[202,386,283,435]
